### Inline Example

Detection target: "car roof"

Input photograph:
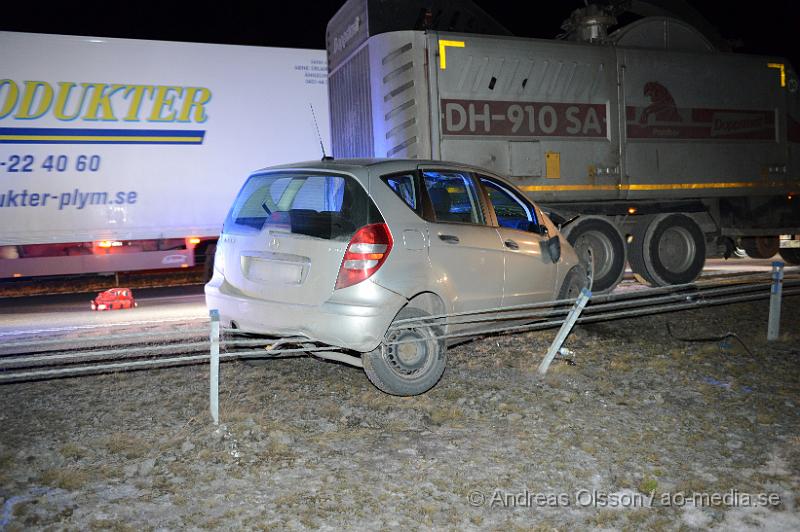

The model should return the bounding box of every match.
[252,158,502,178]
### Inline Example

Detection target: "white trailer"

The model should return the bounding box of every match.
[0,32,330,278]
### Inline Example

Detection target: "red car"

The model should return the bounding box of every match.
[90,288,137,311]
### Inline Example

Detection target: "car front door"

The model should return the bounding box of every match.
[419,168,505,316]
[478,175,558,306]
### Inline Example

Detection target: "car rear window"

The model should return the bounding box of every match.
[224,172,382,240]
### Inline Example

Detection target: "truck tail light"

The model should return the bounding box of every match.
[335,223,393,289]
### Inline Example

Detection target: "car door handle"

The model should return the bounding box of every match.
[504,239,520,250]
[438,234,460,244]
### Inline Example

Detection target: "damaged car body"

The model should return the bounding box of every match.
[205,159,584,395]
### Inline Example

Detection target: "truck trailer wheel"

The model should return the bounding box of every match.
[562,217,626,293]
[628,214,705,287]
[741,236,779,259]
[778,248,800,265]
[203,243,217,282]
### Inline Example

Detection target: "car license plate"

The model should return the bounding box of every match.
[247,258,303,284]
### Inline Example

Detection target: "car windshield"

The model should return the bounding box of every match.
[224,171,382,240]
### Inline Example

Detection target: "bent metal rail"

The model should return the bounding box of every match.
[0,268,798,384]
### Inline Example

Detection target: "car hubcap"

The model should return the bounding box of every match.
[384,329,432,377]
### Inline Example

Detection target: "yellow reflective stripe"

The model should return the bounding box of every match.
[626,182,783,191]
[519,184,619,192]
[518,181,792,192]
[767,63,786,87]
[438,40,465,69]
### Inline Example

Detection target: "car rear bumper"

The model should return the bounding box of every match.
[204,274,407,352]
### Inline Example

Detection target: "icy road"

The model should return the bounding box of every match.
[0,286,207,338]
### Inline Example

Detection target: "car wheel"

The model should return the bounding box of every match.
[363,307,446,396]
[558,265,588,300]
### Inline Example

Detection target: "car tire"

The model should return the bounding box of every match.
[562,217,626,294]
[779,247,800,265]
[558,265,588,300]
[363,307,446,396]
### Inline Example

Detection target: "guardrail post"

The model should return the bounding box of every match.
[538,288,592,375]
[209,309,220,425]
[768,261,784,341]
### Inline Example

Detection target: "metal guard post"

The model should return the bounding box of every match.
[538,288,592,375]
[767,261,784,341]
[209,309,220,424]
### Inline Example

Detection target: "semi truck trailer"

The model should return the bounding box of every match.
[326,0,800,291]
[0,32,330,280]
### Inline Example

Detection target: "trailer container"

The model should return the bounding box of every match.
[326,0,799,290]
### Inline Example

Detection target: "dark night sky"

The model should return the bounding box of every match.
[1,1,797,67]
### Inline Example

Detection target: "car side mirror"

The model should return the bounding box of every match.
[526,221,548,236]
[540,235,561,263]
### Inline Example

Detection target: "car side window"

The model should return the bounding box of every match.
[382,173,418,211]
[479,176,539,232]
[422,170,484,225]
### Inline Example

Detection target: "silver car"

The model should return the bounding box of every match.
[205,159,584,395]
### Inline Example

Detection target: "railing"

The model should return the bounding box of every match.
[1,264,796,425]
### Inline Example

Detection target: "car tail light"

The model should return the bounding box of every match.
[335,223,393,289]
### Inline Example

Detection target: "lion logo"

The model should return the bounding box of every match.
[639,82,682,124]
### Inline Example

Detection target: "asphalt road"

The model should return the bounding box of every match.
[0,258,795,339]
[0,285,208,338]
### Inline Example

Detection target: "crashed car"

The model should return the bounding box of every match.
[205,159,584,395]
[90,288,137,311]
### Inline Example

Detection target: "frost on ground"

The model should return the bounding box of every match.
[1,298,799,530]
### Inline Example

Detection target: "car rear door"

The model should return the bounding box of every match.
[418,166,505,314]
[477,174,558,306]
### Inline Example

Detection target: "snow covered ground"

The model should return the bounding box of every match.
[1,297,798,530]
